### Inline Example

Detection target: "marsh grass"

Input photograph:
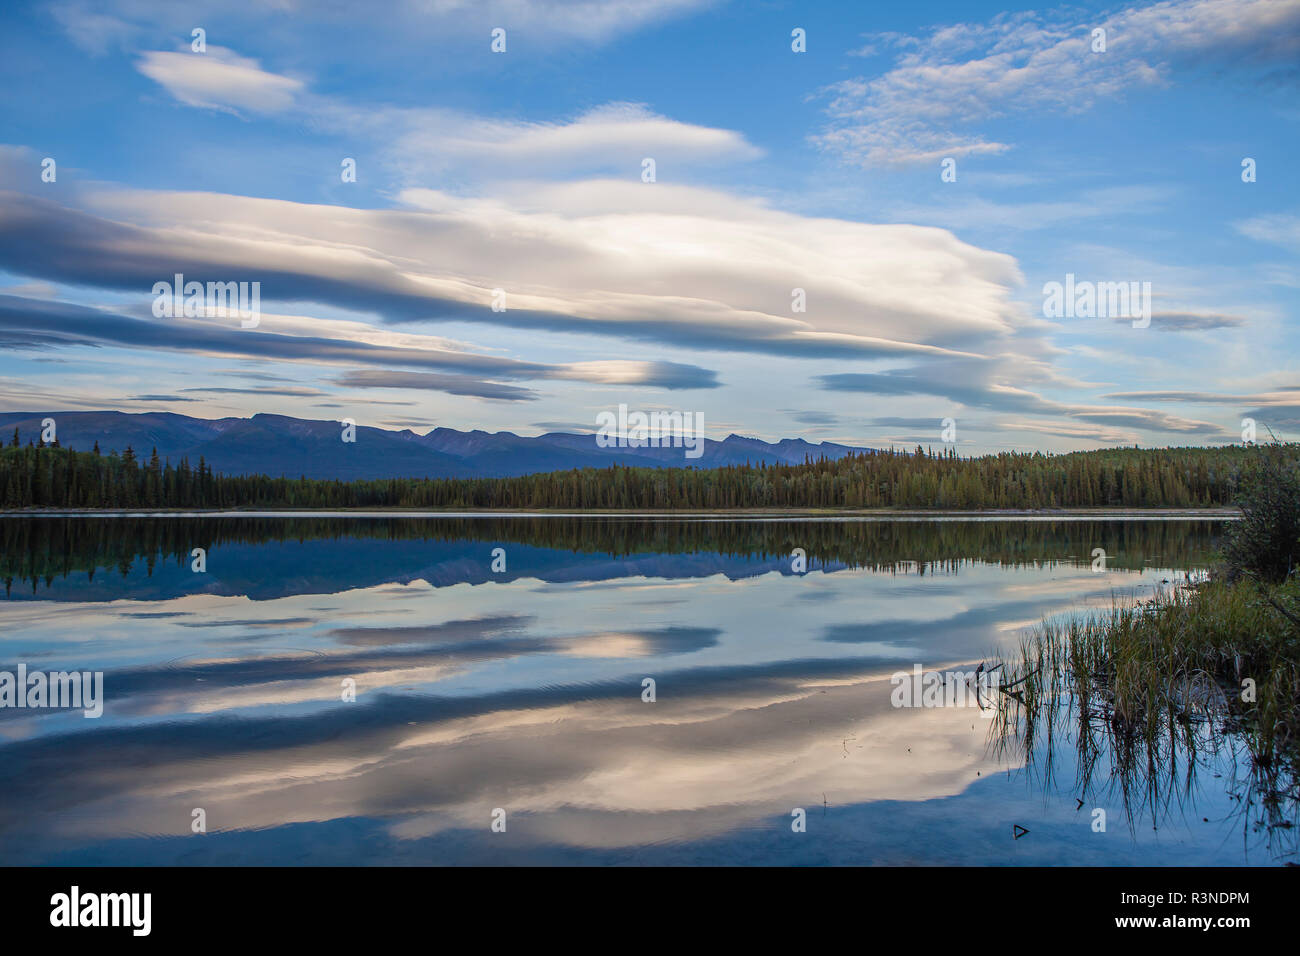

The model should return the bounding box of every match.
[991,577,1300,858]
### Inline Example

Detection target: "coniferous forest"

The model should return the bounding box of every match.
[0,431,1284,511]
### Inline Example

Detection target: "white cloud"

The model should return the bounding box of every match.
[817,0,1300,165]
[410,0,715,43]
[133,42,761,181]
[137,46,304,114]
[49,2,137,55]
[61,180,1025,359]
[56,0,713,52]
[999,419,1140,444]
[327,100,763,181]
[1236,212,1300,252]
[888,184,1179,232]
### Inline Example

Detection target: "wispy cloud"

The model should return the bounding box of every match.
[1236,212,1300,252]
[1112,311,1248,332]
[819,362,1225,435]
[816,0,1300,165]
[54,0,714,53]
[0,294,718,398]
[335,371,539,402]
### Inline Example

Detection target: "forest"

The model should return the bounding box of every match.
[0,430,1285,511]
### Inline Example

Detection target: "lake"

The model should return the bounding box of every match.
[1,514,1287,865]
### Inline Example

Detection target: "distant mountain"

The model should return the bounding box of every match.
[0,411,876,481]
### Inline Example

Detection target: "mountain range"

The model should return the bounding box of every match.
[0,411,875,480]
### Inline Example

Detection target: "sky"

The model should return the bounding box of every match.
[0,0,1297,453]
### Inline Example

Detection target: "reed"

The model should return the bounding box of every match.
[992,576,1299,853]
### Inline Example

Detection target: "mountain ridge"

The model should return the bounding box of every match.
[0,410,876,480]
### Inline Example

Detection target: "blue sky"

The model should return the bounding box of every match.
[1,0,1297,452]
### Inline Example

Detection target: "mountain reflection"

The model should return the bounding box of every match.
[3,515,1221,600]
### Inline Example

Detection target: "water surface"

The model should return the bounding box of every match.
[3,515,1282,865]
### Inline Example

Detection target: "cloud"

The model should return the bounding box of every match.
[1093,392,1300,433]
[785,410,840,425]
[817,360,1061,414]
[1241,406,1300,429]
[0,279,58,299]
[0,187,1022,361]
[888,185,1178,232]
[132,34,760,182]
[1000,419,1140,444]
[0,294,718,397]
[48,1,137,55]
[818,361,1224,434]
[1069,408,1221,433]
[816,0,1300,165]
[137,47,304,114]
[135,44,763,179]
[1235,212,1300,252]
[54,0,717,62]
[1104,388,1300,404]
[544,360,720,389]
[180,386,328,397]
[863,416,952,429]
[334,371,539,402]
[530,421,596,433]
[452,0,714,42]
[1110,310,1248,332]
[341,101,763,181]
[210,369,300,383]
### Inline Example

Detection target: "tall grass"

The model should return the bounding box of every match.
[992,579,1299,852]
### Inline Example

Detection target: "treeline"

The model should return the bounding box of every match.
[1,515,1225,596]
[0,437,1284,511]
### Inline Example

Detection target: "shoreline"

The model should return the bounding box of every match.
[0,507,1241,519]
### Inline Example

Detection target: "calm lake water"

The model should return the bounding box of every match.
[1,514,1287,866]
